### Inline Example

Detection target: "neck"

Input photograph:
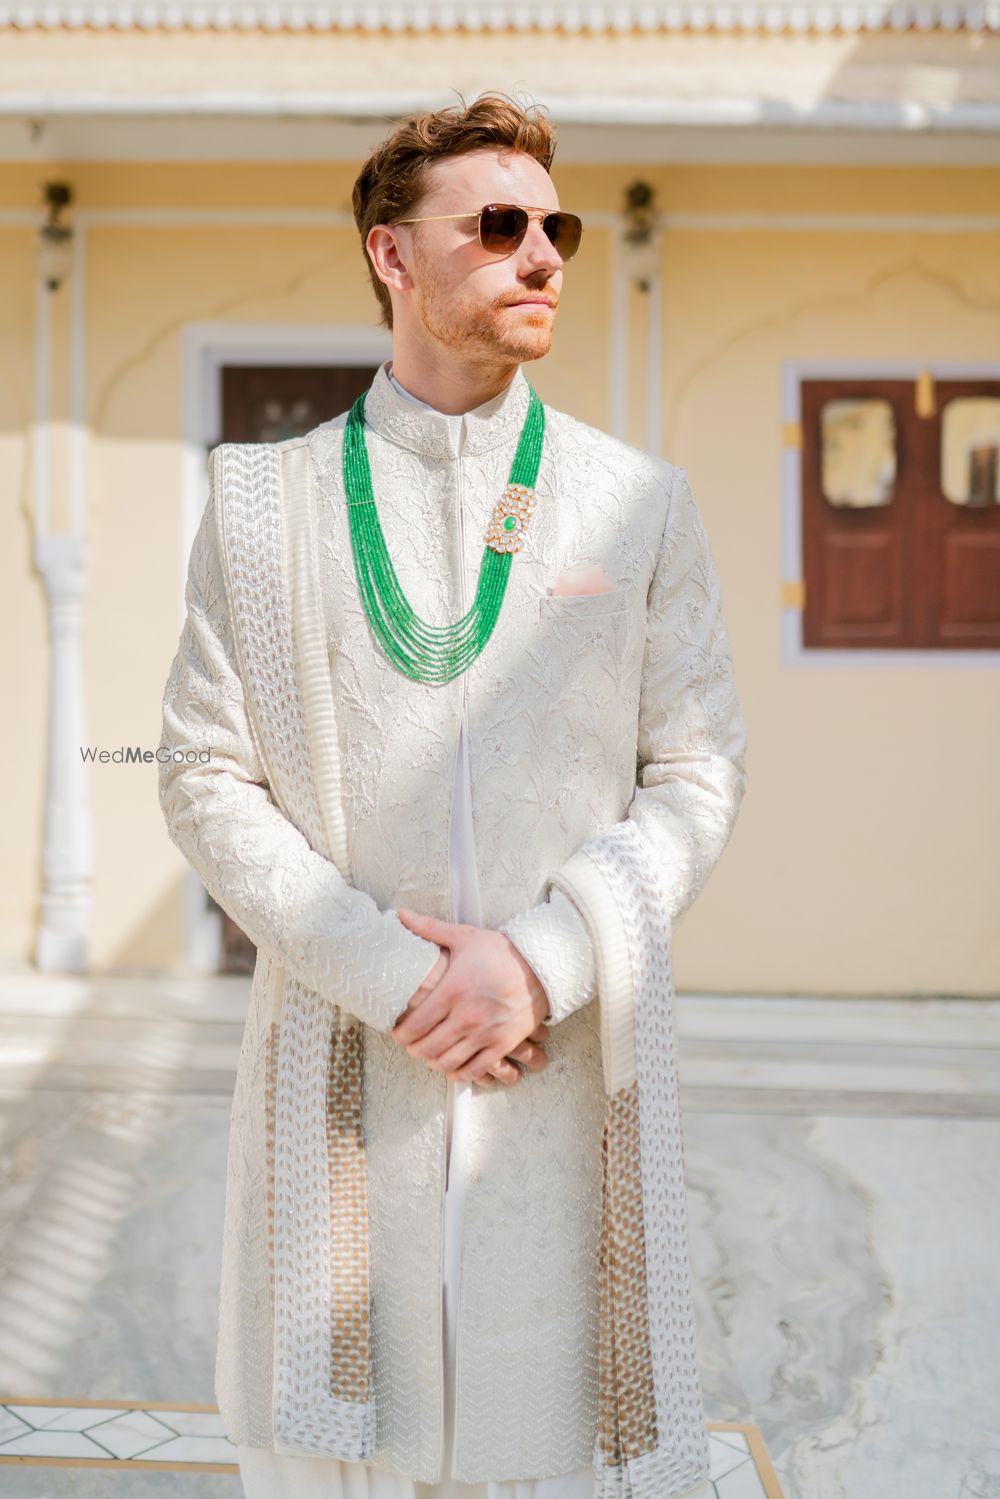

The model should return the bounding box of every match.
[388,350,519,415]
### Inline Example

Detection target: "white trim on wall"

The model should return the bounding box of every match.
[6,117,1000,166]
[7,95,1000,136]
[779,359,1000,668]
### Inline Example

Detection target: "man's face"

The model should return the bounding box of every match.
[386,148,566,366]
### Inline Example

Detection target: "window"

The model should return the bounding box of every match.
[801,378,1000,649]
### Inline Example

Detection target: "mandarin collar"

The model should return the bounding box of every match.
[361,358,533,461]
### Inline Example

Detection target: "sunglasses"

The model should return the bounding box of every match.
[394,203,583,262]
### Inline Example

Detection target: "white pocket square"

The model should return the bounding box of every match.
[548,562,615,596]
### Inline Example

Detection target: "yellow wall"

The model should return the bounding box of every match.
[4,160,999,993]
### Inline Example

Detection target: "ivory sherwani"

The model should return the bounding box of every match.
[158,358,748,1497]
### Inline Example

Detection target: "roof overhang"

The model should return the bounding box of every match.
[0,1,997,32]
[1,3,998,162]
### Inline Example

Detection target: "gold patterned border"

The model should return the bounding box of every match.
[596,1084,657,1465]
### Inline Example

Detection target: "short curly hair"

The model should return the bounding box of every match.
[351,90,558,331]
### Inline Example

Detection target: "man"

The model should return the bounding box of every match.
[159,91,745,1499]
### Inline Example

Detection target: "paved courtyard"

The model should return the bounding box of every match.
[0,973,996,1498]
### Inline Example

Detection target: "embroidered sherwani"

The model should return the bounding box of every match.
[158,357,747,1498]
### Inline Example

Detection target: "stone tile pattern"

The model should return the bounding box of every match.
[0,1404,239,1467]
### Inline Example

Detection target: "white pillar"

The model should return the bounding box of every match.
[34,532,93,972]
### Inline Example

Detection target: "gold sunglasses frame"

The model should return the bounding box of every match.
[393,204,582,262]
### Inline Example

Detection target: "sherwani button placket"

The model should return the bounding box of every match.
[386,366,475,1486]
[442,409,475,1487]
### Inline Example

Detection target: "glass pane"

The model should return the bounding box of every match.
[820,397,896,508]
[941,396,1000,506]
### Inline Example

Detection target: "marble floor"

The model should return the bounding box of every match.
[0,972,997,1499]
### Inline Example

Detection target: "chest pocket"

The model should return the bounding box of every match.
[538,588,628,620]
[536,589,633,714]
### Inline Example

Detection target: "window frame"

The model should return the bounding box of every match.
[780,360,1000,668]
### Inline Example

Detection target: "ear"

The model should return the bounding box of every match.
[367,224,415,294]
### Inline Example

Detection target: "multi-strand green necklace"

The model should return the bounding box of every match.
[341,382,544,684]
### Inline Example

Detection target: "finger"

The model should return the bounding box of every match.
[449,1047,519,1085]
[447,1056,524,1087]
[443,1063,484,1085]
[487,1058,522,1086]
[527,1022,550,1043]
[392,959,446,1029]
[427,1026,488,1074]
[390,951,449,1031]
[396,909,461,946]
[391,984,456,1046]
[506,1039,548,1073]
[506,1042,547,1073]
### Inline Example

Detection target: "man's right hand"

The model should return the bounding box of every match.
[394,947,550,1089]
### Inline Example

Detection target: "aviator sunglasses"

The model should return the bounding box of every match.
[394,203,583,262]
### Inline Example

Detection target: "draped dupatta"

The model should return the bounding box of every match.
[213,436,376,1458]
[212,432,713,1499]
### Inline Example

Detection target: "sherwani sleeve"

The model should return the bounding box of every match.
[158,464,443,1033]
[499,462,748,1023]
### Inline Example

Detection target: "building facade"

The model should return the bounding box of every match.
[3,1,999,993]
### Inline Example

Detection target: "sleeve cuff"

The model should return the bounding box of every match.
[499,887,598,1025]
[335,909,445,1033]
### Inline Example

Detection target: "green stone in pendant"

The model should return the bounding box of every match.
[503,514,517,531]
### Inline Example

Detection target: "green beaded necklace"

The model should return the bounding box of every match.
[342,381,545,684]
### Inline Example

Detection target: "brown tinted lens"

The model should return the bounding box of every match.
[479,204,529,252]
[544,212,582,261]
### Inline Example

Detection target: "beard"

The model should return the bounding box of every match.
[412,259,553,364]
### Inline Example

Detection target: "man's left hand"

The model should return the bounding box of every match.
[390,908,551,1084]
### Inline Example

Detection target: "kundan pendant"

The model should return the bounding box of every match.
[485,482,537,554]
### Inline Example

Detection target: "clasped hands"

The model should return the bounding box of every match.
[390,907,551,1089]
